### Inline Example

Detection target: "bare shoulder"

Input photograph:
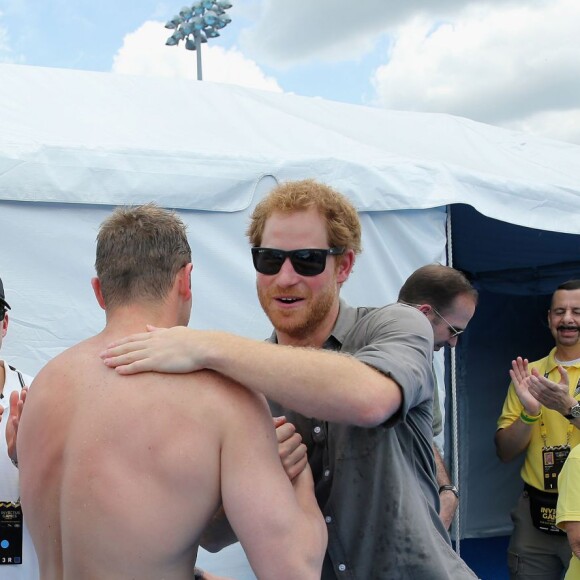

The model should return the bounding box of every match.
[31,337,99,388]
[188,370,271,423]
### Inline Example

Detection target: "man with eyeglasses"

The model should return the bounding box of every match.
[0,277,39,580]
[101,179,477,579]
[398,264,479,530]
[496,280,580,580]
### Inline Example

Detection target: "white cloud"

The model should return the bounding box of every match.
[0,12,13,62]
[370,0,580,144]
[112,20,282,93]
[238,0,530,66]
[504,110,580,147]
[0,26,8,53]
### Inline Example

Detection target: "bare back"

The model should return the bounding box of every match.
[18,332,326,580]
[19,333,239,580]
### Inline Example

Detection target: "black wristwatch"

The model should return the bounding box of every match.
[565,402,580,420]
[439,484,459,499]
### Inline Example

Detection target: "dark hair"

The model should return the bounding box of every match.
[247,179,362,254]
[95,203,191,310]
[398,264,478,313]
[556,280,580,292]
[550,280,580,309]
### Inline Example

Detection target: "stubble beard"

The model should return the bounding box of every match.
[258,283,337,342]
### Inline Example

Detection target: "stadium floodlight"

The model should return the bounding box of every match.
[165,0,233,80]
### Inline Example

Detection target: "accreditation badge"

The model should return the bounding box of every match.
[543,445,571,491]
[0,501,23,565]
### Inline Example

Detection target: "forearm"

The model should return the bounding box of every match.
[203,333,402,426]
[571,539,580,561]
[293,467,325,529]
[495,420,533,463]
[565,522,580,559]
[434,445,450,487]
[291,468,327,575]
[434,445,458,529]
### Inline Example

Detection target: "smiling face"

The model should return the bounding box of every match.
[548,289,580,356]
[256,208,353,347]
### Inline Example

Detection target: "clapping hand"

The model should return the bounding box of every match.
[509,357,541,416]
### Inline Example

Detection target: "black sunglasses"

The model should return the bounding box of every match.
[251,247,345,277]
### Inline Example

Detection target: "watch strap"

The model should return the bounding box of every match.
[566,402,580,420]
[439,484,459,499]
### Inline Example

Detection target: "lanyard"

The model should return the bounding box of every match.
[539,365,578,448]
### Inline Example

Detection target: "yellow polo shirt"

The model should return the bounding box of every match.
[557,444,580,579]
[497,348,580,492]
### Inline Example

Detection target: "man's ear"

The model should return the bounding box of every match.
[336,249,356,284]
[417,304,432,316]
[91,277,106,310]
[178,263,193,300]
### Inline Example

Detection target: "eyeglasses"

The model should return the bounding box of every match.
[251,247,345,277]
[400,301,464,339]
[431,306,464,338]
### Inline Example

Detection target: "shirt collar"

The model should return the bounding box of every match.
[544,347,580,373]
[325,299,357,347]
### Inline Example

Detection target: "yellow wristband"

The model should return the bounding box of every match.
[520,410,541,424]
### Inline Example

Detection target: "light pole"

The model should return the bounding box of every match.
[165,1,233,81]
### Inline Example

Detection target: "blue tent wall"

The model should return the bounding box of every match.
[451,203,580,294]
[446,203,579,577]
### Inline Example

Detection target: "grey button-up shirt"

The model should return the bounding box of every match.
[269,300,477,580]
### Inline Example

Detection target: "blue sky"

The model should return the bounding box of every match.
[2,0,580,144]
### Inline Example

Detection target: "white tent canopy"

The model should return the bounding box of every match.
[2,63,580,231]
[2,63,580,577]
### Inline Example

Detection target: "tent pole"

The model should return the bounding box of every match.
[446,205,462,555]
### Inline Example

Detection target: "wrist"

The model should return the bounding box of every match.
[439,484,459,499]
[564,400,580,420]
[203,331,233,373]
[520,409,542,424]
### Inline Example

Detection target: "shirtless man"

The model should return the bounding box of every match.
[17,204,326,580]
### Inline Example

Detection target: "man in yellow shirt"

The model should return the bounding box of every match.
[496,280,580,580]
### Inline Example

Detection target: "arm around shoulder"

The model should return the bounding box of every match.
[102,325,402,426]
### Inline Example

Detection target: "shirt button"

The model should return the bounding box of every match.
[313,426,322,434]
[338,564,346,572]
[325,516,332,524]
[324,469,330,477]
